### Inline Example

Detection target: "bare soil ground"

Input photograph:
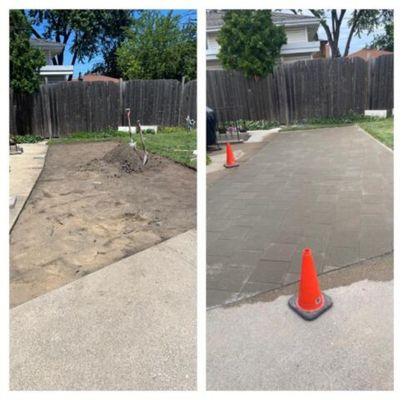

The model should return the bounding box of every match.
[10,141,196,307]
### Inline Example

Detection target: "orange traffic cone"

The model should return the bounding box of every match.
[224,143,239,168]
[288,248,332,321]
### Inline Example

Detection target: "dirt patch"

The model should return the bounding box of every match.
[102,142,150,173]
[10,141,196,307]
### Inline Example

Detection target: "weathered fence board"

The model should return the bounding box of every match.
[368,54,394,110]
[179,79,197,125]
[207,55,393,124]
[10,78,197,137]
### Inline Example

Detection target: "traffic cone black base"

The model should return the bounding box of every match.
[288,293,333,321]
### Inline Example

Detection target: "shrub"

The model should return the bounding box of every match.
[13,135,44,143]
[222,119,280,131]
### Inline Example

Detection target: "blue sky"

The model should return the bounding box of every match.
[29,9,196,77]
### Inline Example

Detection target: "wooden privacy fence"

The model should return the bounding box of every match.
[207,55,393,124]
[10,78,197,137]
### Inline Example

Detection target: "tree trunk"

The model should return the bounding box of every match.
[343,11,363,57]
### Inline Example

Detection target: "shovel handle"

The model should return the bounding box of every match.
[137,120,146,150]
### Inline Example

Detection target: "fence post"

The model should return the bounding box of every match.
[178,76,186,126]
[277,65,289,125]
[367,58,372,110]
[43,85,53,139]
[119,78,125,126]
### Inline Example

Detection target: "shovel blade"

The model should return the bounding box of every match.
[142,152,149,166]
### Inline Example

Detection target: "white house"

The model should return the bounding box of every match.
[207,10,324,70]
[29,38,74,84]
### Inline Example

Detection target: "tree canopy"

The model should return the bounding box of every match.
[20,10,195,80]
[370,13,393,51]
[116,11,196,81]
[10,10,45,94]
[28,10,133,76]
[88,11,134,77]
[290,9,393,57]
[217,10,287,79]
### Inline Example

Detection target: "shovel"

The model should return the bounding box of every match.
[136,120,149,166]
[125,109,148,167]
[125,108,136,149]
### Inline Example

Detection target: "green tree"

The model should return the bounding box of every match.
[175,19,197,80]
[370,15,393,51]
[89,10,134,77]
[10,10,45,94]
[290,9,393,57]
[116,11,196,80]
[217,10,287,79]
[28,10,133,77]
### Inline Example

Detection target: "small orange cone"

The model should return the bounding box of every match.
[224,143,239,168]
[288,248,332,321]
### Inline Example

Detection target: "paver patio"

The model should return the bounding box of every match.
[207,126,393,307]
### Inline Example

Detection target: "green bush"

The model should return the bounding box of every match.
[295,114,370,125]
[13,135,44,143]
[222,120,280,131]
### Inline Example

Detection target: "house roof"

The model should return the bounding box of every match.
[29,38,65,54]
[206,10,320,31]
[347,48,393,60]
[80,74,120,83]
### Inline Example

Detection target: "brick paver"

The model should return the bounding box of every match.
[207,126,393,307]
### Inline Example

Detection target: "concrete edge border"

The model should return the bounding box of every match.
[207,251,394,311]
[9,141,49,233]
[11,228,196,311]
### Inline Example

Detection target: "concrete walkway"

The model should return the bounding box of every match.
[207,254,393,390]
[207,126,393,307]
[9,141,48,231]
[246,128,279,143]
[10,229,196,390]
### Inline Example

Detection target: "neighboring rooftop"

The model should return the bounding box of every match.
[29,38,64,54]
[206,10,320,31]
[80,74,120,83]
[29,38,73,82]
[347,48,393,60]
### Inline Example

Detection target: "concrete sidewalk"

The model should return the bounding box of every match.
[10,229,196,390]
[246,128,279,143]
[9,141,48,231]
[207,254,393,390]
[207,126,393,307]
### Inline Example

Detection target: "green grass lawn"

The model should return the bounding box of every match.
[358,117,393,149]
[48,127,197,169]
[137,129,197,169]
